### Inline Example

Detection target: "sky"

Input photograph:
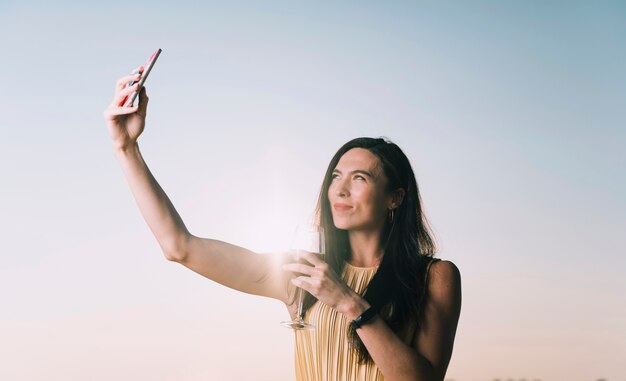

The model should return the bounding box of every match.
[1,1,625,380]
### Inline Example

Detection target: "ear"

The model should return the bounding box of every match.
[388,188,405,210]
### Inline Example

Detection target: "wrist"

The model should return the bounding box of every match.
[113,142,140,157]
[350,307,378,330]
[339,293,371,321]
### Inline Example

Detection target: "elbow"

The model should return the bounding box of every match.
[160,235,190,263]
[163,248,186,262]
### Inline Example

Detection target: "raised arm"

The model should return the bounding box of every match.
[103,70,291,302]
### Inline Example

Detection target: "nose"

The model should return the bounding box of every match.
[334,177,350,198]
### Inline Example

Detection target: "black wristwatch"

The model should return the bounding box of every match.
[350,307,377,330]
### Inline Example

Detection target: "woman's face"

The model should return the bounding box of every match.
[328,148,393,233]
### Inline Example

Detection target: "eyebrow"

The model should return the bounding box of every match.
[332,169,375,178]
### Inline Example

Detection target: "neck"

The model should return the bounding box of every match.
[347,229,384,267]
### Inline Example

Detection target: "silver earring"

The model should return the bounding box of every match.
[388,208,395,223]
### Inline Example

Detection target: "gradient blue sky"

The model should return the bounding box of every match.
[1,1,625,380]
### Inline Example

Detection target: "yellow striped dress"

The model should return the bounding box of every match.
[294,262,384,381]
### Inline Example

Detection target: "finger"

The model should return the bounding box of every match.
[300,251,325,267]
[282,263,316,276]
[103,105,139,119]
[136,87,149,113]
[116,73,142,92]
[113,83,140,107]
[291,276,315,293]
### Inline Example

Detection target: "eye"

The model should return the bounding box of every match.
[331,173,340,180]
[354,175,366,181]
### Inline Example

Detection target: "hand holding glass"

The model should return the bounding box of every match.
[280,225,326,330]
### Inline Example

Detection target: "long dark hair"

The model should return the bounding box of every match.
[302,137,437,364]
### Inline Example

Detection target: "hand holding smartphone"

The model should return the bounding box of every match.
[122,48,162,107]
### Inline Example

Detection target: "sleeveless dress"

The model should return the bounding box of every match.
[294,262,382,381]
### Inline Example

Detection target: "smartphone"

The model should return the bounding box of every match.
[122,48,162,107]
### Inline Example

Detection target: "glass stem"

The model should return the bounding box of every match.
[296,287,304,320]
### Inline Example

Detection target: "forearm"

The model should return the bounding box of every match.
[342,300,438,381]
[114,143,190,258]
[358,318,437,381]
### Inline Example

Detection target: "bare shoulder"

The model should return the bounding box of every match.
[427,260,462,312]
[413,259,462,375]
[429,260,461,287]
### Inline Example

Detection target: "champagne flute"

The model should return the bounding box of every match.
[280,224,325,330]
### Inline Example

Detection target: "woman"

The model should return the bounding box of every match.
[104,68,461,381]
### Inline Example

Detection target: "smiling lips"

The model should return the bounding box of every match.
[333,203,353,212]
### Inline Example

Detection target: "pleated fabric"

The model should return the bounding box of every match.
[294,262,384,381]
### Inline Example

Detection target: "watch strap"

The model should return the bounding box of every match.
[350,307,377,330]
